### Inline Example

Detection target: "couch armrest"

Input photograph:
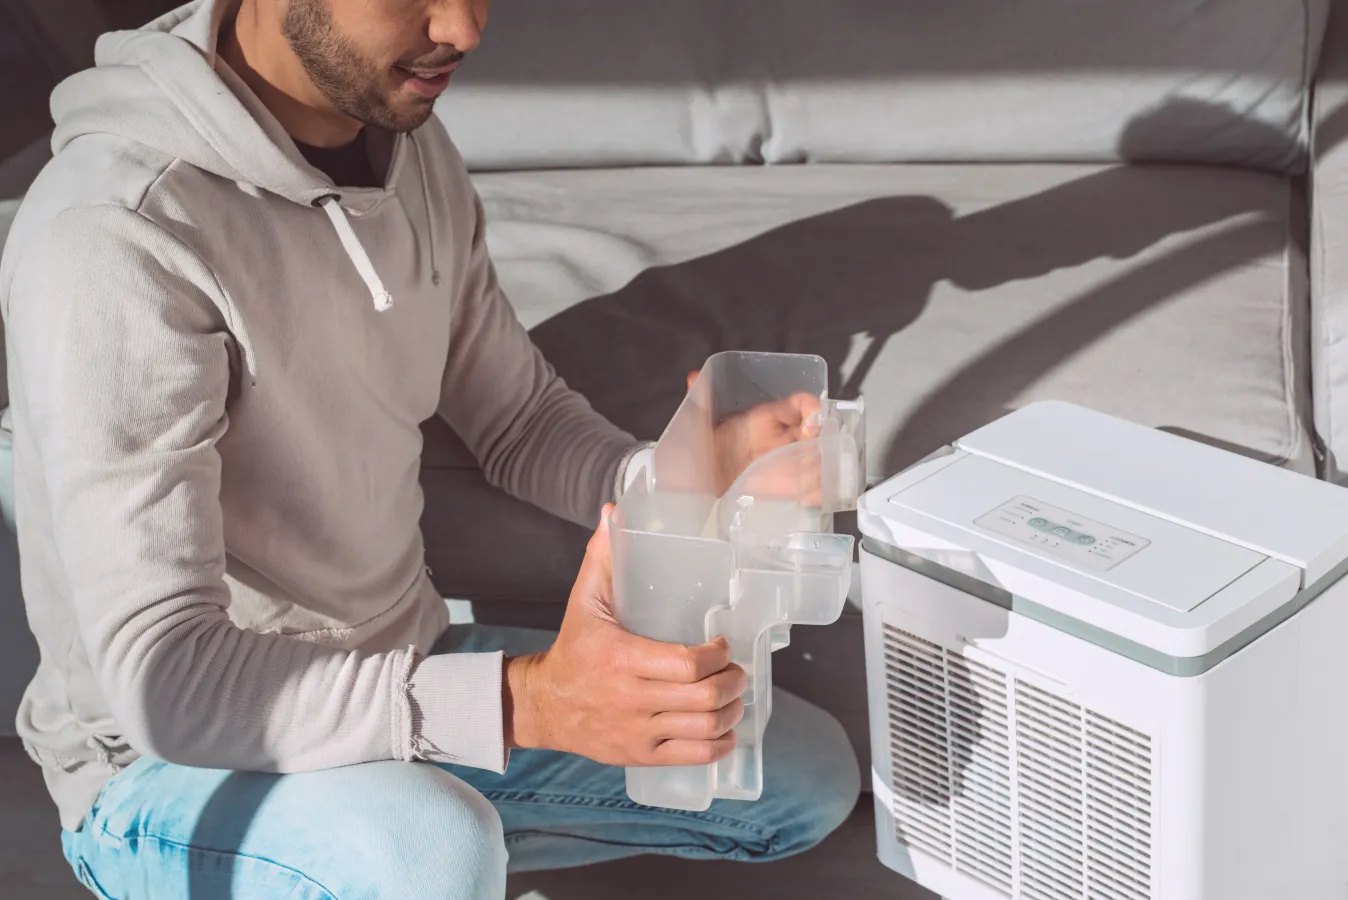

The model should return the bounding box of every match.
[1312,0,1348,483]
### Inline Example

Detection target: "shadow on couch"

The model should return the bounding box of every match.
[426,99,1300,609]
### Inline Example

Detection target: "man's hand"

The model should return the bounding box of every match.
[688,370,824,498]
[504,505,747,766]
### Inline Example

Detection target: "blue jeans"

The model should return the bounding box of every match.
[60,625,861,899]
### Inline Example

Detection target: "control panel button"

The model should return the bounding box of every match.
[974,495,1151,572]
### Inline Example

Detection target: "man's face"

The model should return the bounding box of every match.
[283,0,489,133]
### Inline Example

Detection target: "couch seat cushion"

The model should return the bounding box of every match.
[421,162,1311,605]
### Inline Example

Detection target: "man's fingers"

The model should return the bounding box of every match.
[739,447,823,504]
[644,663,747,711]
[686,370,700,394]
[749,393,824,444]
[783,392,824,438]
[649,735,738,767]
[619,634,732,683]
[650,699,745,741]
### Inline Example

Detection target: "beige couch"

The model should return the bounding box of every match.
[1,1,1345,774]
[415,0,1347,774]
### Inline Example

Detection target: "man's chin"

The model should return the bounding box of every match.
[366,100,438,134]
[392,108,437,134]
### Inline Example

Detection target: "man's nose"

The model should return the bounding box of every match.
[428,1,484,54]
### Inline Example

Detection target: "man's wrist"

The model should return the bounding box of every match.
[503,653,542,751]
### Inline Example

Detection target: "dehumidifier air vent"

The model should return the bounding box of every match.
[883,624,1155,900]
[883,625,1015,894]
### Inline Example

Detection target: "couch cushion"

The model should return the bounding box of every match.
[0,199,19,259]
[421,162,1312,605]
[438,0,1328,173]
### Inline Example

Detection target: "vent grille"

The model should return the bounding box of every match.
[883,625,1154,900]
[884,627,1014,894]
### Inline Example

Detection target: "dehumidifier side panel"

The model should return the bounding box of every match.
[1177,621,1300,900]
[1291,577,1348,896]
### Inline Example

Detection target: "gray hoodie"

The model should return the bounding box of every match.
[0,0,641,830]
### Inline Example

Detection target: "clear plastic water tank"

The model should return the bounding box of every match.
[611,351,865,810]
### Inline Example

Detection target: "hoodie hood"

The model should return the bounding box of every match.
[52,0,365,209]
[50,0,406,309]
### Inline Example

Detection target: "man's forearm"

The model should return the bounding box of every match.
[436,183,644,526]
[89,608,417,771]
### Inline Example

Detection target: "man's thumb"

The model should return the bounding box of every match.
[572,506,618,621]
[585,504,616,567]
[597,501,614,533]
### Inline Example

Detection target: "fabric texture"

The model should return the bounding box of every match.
[58,626,861,899]
[0,0,639,830]
[438,0,1330,173]
[419,162,1313,607]
[1312,0,1348,483]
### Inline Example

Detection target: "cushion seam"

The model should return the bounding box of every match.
[1308,12,1336,478]
[1282,177,1305,468]
[1300,0,1316,170]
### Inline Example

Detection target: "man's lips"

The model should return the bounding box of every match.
[393,61,459,98]
[397,61,460,79]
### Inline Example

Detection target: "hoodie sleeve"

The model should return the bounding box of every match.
[436,189,648,527]
[6,206,502,773]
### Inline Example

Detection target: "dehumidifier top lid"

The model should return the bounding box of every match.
[860,402,1348,671]
[953,402,1348,587]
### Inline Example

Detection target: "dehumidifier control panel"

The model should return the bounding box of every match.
[885,451,1268,614]
[974,495,1150,572]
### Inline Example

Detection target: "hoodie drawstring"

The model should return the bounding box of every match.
[319,196,394,312]
[412,135,441,288]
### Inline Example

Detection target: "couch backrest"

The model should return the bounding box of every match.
[437,0,1330,174]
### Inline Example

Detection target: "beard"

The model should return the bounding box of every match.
[282,0,437,133]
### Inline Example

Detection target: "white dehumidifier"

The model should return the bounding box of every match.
[859,401,1348,900]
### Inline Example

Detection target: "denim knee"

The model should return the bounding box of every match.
[323,762,507,900]
[387,765,508,899]
[752,693,862,861]
[59,759,509,900]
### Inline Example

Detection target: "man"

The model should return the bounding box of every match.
[0,0,860,896]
